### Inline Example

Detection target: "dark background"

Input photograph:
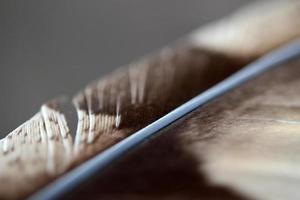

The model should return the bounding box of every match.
[0,0,252,136]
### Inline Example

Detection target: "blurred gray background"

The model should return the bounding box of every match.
[0,0,252,135]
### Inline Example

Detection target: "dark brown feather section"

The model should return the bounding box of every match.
[72,46,245,163]
[67,58,300,200]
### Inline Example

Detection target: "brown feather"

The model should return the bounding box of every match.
[1,1,300,199]
[66,52,300,200]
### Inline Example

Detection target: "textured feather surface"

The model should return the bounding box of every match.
[1,1,300,199]
[71,47,243,163]
[0,105,73,199]
[66,56,300,200]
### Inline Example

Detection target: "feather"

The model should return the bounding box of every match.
[1,1,300,199]
[66,51,300,200]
